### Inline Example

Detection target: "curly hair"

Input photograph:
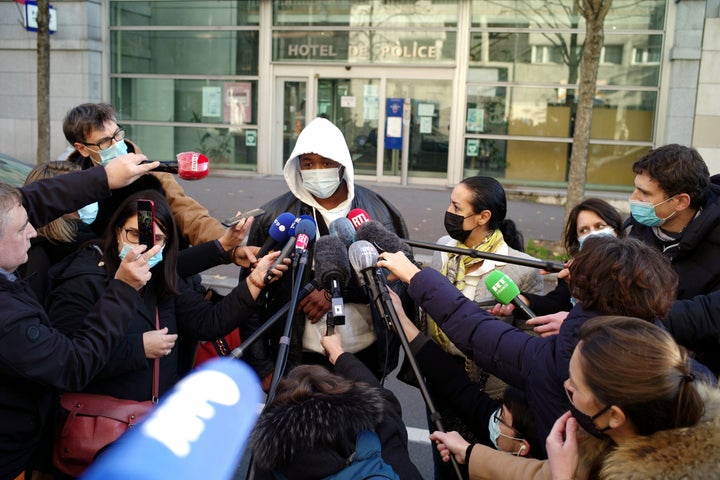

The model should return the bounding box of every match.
[569,236,677,320]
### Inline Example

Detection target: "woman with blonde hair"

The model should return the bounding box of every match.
[429,315,719,479]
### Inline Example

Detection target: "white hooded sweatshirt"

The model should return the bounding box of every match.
[284,117,376,354]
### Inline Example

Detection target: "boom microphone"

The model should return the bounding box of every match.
[328,217,356,248]
[82,358,262,480]
[485,270,537,318]
[314,236,351,328]
[256,212,295,258]
[355,220,414,260]
[347,208,372,230]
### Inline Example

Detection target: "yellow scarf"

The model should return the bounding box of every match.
[429,229,505,353]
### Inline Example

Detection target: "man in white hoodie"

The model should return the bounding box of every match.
[244,117,410,384]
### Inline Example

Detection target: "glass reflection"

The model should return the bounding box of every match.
[111,1,260,27]
[469,32,661,87]
[122,124,257,170]
[471,0,665,31]
[274,1,458,27]
[111,31,259,75]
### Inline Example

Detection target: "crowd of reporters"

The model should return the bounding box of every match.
[2,105,720,479]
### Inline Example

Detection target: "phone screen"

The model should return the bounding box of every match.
[137,199,156,248]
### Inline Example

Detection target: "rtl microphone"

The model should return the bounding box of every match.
[82,358,262,480]
[485,270,537,319]
[347,208,372,230]
[142,152,210,180]
[355,219,414,260]
[256,212,295,258]
[328,217,356,248]
[314,235,351,330]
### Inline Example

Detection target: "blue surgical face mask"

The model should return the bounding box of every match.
[487,407,525,453]
[629,196,677,227]
[99,139,129,166]
[119,242,164,268]
[77,202,98,225]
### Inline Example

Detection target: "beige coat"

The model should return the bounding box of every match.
[467,383,720,479]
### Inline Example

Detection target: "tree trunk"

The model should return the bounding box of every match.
[564,0,611,225]
[37,0,51,165]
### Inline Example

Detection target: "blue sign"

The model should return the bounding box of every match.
[385,98,404,150]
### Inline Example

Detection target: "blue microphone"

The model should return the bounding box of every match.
[82,358,262,480]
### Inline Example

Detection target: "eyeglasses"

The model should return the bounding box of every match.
[121,228,166,247]
[493,409,523,439]
[82,126,126,151]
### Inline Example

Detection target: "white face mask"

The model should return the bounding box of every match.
[577,226,616,248]
[300,168,342,199]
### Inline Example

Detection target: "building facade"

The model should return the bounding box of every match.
[1,0,719,190]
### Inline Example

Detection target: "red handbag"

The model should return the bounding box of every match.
[53,309,161,477]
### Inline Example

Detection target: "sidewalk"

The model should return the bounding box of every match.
[184,172,611,293]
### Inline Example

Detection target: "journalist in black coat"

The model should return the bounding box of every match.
[0,158,158,479]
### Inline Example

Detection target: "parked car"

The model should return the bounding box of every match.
[0,153,33,186]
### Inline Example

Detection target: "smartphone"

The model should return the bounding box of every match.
[137,199,156,248]
[221,208,265,228]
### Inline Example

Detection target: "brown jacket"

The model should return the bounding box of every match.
[67,140,226,245]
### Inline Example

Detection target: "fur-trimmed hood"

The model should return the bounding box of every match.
[599,383,720,479]
[250,382,384,479]
[576,383,720,479]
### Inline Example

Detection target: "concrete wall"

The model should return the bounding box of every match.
[0,1,102,165]
[694,16,720,171]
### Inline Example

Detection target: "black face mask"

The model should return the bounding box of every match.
[444,211,474,244]
[565,388,612,440]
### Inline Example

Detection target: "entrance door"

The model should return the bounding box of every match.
[315,77,381,177]
[275,68,452,183]
[276,78,308,169]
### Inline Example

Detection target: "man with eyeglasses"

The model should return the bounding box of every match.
[63,103,227,247]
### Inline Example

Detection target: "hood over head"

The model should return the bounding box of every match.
[284,117,355,215]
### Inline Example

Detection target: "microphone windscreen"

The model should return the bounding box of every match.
[294,218,317,240]
[289,214,314,237]
[347,208,372,230]
[329,217,356,247]
[348,240,379,274]
[355,220,414,259]
[83,358,262,480]
[485,270,521,305]
[314,235,351,287]
[269,212,295,242]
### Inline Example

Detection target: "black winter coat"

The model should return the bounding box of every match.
[46,245,259,401]
[0,167,142,479]
[243,186,411,378]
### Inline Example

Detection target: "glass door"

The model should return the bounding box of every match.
[385,79,452,179]
[315,77,381,177]
[277,79,308,167]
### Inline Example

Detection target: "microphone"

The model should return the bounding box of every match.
[348,240,396,331]
[355,220,414,260]
[142,152,210,180]
[82,358,262,480]
[328,217,356,248]
[347,208,372,230]
[263,218,317,284]
[256,212,295,258]
[314,236,351,329]
[485,270,537,319]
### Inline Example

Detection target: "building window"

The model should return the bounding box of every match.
[632,46,661,65]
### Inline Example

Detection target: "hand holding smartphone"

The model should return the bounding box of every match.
[221,208,265,228]
[137,199,156,248]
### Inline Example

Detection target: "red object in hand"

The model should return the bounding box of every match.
[176,151,209,180]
